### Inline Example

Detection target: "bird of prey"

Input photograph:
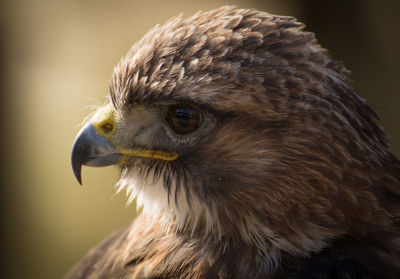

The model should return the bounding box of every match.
[69,6,400,279]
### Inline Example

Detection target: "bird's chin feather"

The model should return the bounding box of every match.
[115,161,331,261]
[116,165,285,272]
[116,162,216,236]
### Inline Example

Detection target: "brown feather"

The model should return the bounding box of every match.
[69,6,400,278]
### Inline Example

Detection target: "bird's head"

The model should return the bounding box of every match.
[71,7,395,256]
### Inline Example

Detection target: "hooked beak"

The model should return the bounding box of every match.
[71,105,121,184]
[71,104,179,185]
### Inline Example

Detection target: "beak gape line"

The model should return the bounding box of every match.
[71,105,179,184]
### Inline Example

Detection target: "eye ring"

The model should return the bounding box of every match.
[165,104,202,135]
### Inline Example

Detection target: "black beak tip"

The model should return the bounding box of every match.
[71,151,83,185]
[71,135,85,185]
[72,164,83,185]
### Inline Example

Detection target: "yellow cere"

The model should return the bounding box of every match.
[92,104,179,162]
[92,104,116,140]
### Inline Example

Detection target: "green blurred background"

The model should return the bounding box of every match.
[1,0,399,278]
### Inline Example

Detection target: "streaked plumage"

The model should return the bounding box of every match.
[68,6,400,278]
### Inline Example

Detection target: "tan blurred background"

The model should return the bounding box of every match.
[1,0,399,278]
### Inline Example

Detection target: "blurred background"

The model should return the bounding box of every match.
[1,0,399,278]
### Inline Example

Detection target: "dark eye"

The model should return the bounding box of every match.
[165,104,201,135]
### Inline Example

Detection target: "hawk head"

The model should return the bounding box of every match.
[71,6,399,258]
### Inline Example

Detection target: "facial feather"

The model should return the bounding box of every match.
[67,6,400,279]
[107,5,400,267]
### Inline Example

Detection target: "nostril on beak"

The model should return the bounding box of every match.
[100,122,114,134]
